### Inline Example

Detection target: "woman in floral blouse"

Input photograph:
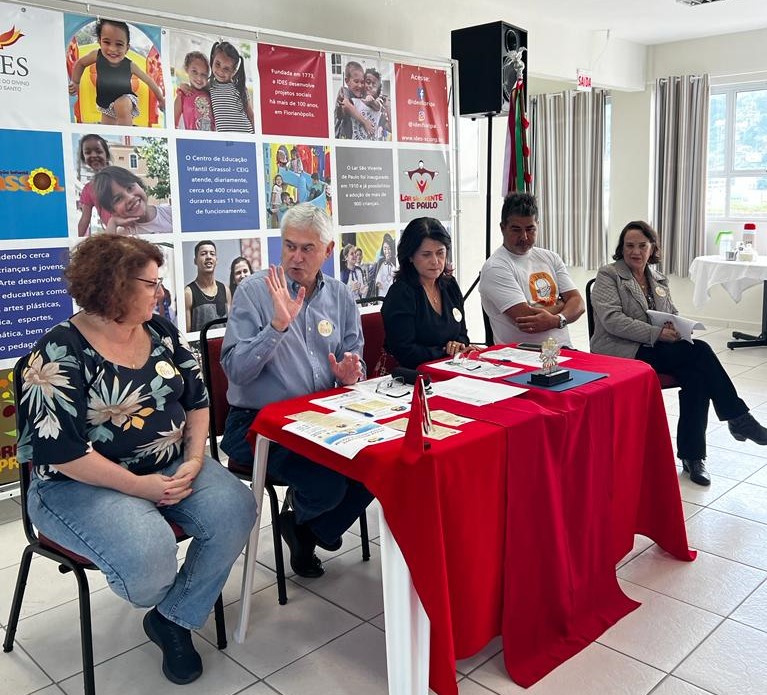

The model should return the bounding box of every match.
[17,234,256,685]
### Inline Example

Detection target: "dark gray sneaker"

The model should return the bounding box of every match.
[143,608,202,685]
[728,412,767,446]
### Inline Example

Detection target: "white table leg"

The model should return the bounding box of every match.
[234,434,271,644]
[378,506,430,694]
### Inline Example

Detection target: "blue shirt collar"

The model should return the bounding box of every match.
[288,270,325,296]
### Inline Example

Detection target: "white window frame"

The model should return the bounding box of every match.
[707,83,767,222]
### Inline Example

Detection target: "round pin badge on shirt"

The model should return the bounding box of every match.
[317,319,333,337]
[452,307,463,322]
[155,361,176,379]
[655,287,667,297]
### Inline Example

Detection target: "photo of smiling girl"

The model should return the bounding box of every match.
[67,18,165,126]
[76,134,112,236]
[174,51,214,130]
[91,166,173,235]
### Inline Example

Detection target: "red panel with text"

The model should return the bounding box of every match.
[258,44,328,138]
[394,64,449,144]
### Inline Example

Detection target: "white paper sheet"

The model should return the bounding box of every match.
[646,310,706,344]
[282,412,403,459]
[428,357,523,379]
[480,347,571,367]
[430,376,527,406]
[310,390,412,420]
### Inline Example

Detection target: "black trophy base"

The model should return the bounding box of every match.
[529,368,572,387]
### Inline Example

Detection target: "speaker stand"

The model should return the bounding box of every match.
[462,113,496,346]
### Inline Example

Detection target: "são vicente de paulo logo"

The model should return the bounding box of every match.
[401,159,443,211]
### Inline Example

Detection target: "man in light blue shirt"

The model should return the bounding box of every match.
[220,203,370,578]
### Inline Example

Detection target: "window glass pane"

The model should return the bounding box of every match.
[730,176,767,216]
[707,92,726,171]
[706,176,726,217]
[734,89,767,170]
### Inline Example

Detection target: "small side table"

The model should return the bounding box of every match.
[689,255,767,349]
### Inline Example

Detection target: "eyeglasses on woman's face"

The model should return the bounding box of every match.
[134,277,164,292]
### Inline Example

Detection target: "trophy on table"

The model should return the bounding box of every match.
[529,337,572,387]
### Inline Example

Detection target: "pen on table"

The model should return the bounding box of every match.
[341,405,375,417]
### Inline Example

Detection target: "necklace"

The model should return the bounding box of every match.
[634,274,655,309]
[423,283,441,309]
[194,279,218,297]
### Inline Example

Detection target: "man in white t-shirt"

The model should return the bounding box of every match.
[479,192,585,346]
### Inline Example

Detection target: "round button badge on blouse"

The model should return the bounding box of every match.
[155,361,176,379]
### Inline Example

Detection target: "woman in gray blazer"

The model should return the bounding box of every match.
[590,220,767,486]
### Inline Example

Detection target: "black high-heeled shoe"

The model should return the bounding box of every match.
[728,412,767,445]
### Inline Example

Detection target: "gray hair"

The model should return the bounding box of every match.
[280,203,334,246]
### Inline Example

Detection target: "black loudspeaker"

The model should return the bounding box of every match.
[451,21,528,118]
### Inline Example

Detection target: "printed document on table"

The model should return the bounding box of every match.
[310,389,411,420]
[386,417,461,440]
[428,358,522,379]
[481,347,571,367]
[283,410,403,459]
[431,375,527,406]
[430,410,473,426]
[646,310,705,344]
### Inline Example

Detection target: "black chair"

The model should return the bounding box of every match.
[3,355,226,695]
[585,278,679,390]
[199,319,370,606]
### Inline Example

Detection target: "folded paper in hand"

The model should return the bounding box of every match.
[647,310,705,344]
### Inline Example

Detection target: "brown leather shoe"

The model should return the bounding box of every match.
[682,459,711,486]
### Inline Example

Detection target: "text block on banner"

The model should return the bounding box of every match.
[176,139,260,232]
[395,64,449,144]
[258,44,328,138]
[0,246,72,358]
[336,147,395,226]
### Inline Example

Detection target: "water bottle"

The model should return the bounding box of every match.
[716,230,734,260]
[743,223,757,250]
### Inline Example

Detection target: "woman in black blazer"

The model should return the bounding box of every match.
[382,217,472,369]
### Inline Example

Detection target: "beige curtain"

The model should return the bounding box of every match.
[530,89,607,269]
[653,74,709,277]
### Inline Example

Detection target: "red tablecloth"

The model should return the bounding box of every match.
[248,349,693,695]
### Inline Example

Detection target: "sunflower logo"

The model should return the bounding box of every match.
[28,168,58,196]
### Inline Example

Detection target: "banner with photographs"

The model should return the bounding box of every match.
[0,0,455,376]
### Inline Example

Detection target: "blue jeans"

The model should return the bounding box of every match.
[27,456,256,629]
[222,406,373,546]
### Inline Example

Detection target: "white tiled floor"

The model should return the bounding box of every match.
[3,325,767,694]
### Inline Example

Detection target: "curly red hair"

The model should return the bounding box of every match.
[65,234,164,321]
